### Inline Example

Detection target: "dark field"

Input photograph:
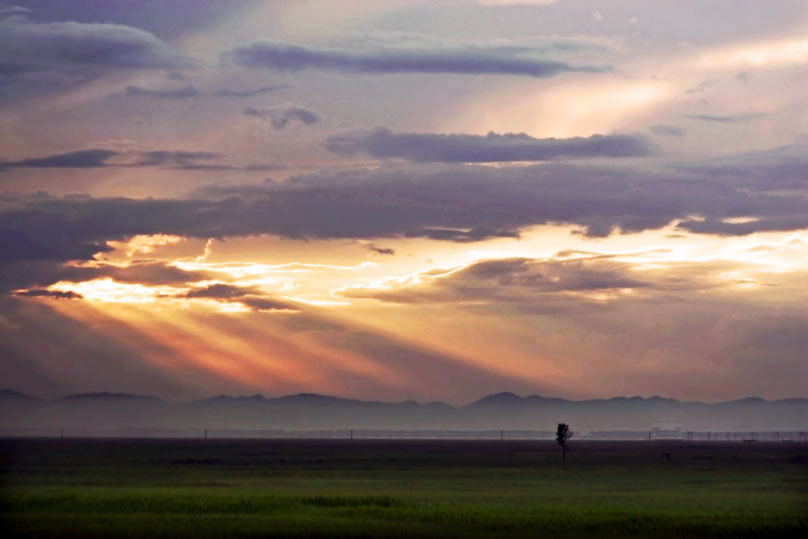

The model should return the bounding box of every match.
[1,438,806,538]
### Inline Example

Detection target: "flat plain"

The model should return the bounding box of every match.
[1,438,806,538]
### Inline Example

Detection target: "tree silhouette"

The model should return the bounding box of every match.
[556,423,573,464]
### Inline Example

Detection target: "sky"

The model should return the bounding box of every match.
[1,0,806,404]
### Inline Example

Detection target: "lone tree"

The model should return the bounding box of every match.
[556,423,573,464]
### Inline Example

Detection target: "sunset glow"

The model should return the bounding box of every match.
[1,0,806,405]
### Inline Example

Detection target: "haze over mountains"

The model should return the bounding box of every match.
[1,390,805,434]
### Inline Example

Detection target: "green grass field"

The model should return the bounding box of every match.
[1,438,806,538]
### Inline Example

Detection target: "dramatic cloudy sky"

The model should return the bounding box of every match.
[1,0,806,403]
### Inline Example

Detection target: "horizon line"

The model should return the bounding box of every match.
[2,388,805,407]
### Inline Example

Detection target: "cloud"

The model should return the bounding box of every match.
[92,262,209,285]
[133,150,224,167]
[683,113,767,123]
[325,128,656,162]
[214,84,286,97]
[125,85,202,98]
[125,84,288,99]
[366,244,395,256]
[223,41,611,78]
[0,18,185,69]
[0,148,225,169]
[340,252,803,306]
[239,296,297,312]
[181,283,297,312]
[675,141,808,191]
[183,283,261,299]
[336,257,654,304]
[245,163,286,171]
[650,125,685,137]
[0,149,117,168]
[0,259,210,294]
[0,142,805,290]
[13,289,82,299]
[0,16,190,97]
[6,259,296,313]
[244,105,321,129]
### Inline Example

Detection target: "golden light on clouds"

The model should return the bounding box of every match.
[17,227,805,314]
[2,0,807,406]
[49,278,185,304]
[106,234,185,258]
[8,223,806,402]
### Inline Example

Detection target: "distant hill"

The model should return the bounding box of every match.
[0,390,805,433]
[471,392,523,406]
[0,389,39,401]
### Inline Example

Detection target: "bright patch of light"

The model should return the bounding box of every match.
[172,260,377,278]
[696,38,808,69]
[722,217,760,224]
[48,278,185,303]
[286,297,351,307]
[106,234,184,258]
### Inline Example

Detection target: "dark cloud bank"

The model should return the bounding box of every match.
[224,41,611,78]
[0,15,191,97]
[1,127,650,169]
[0,18,183,69]
[0,149,226,169]
[124,84,287,99]
[0,142,805,291]
[0,149,117,168]
[215,84,285,98]
[7,0,256,40]
[326,128,656,162]
[125,85,202,99]
[14,289,82,299]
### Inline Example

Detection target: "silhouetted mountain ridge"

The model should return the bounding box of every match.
[0,389,40,401]
[197,394,269,405]
[1,389,805,431]
[2,389,806,406]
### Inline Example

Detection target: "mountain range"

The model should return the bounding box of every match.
[1,390,805,433]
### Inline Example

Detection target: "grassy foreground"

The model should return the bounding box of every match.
[1,438,806,538]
